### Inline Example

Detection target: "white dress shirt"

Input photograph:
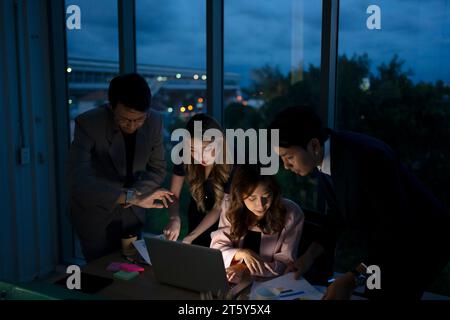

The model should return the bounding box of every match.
[317,139,331,176]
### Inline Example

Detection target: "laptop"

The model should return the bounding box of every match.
[145,236,251,296]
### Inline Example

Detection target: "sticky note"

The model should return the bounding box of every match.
[113,270,139,281]
[106,262,123,272]
[120,263,145,273]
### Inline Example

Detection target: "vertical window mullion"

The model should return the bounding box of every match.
[207,0,224,125]
[118,0,136,74]
[320,0,339,129]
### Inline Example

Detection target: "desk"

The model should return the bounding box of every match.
[51,255,449,300]
[78,252,200,300]
[66,253,360,300]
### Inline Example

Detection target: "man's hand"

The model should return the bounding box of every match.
[322,272,356,300]
[118,190,142,207]
[285,252,315,280]
[163,216,181,241]
[234,249,278,277]
[130,188,174,209]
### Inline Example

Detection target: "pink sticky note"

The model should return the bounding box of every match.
[120,263,145,273]
[106,262,123,272]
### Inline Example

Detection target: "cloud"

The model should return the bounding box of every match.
[224,0,323,84]
[338,0,450,83]
[66,0,450,86]
[135,0,206,68]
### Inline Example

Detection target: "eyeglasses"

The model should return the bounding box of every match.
[114,113,148,126]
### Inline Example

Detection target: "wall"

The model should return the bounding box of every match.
[0,0,68,283]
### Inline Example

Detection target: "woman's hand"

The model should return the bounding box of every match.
[226,263,249,284]
[285,242,324,279]
[234,249,278,276]
[285,252,315,280]
[130,188,174,209]
[163,216,181,241]
[182,234,195,244]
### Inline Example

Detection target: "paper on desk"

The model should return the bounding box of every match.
[132,234,165,265]
[132,239,151,265]
[249,272,323,300]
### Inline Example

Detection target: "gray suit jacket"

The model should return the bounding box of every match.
[68,105,166,240]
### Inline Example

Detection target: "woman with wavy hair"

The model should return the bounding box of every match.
[211,165,304,283]
[163,113,233,247]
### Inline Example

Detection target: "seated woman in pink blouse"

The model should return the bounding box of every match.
[210,165,304,283]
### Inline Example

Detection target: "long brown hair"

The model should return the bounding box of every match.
[185,113,232,212]
[227,165,286,242]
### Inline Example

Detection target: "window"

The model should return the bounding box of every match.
[66,0,119,140]
[136,0,207,237]
[336,1,450,292]
[224,0,323,211]
[337,1,450,212]
[65,0,119,259]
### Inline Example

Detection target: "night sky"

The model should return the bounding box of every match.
[66,0,450,87]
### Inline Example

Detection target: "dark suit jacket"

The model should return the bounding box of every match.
[68,105,166,241]
[315,130,450,297]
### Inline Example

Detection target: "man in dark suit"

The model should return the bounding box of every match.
[270,106,450,300]
[69,73,173,262]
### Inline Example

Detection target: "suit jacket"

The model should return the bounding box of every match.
[68,105,166,240]
[316,130,450,295]
[211,196,304,276]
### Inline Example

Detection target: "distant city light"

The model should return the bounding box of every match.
[193,74,199,80]
[188,105,193,111]
[180,106,186,113]
[168,107,173,113]
[176,73,182,79]
[157,76,167,82]
[236,95,243,102]
[360,77,370,91]
[201,75,207,80]
[197,97,204,103]
[68,99,73,104]
[242,101,248,106]
[66,67,72,73]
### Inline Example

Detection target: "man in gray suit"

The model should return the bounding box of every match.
[69,73,173,262]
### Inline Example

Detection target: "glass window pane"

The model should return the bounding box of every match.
[65,0,119,259]
[224,0,323,211]
[136,0,207,237]
[65,0,119,140]
[337,1,450,209]
[336,1,450,290]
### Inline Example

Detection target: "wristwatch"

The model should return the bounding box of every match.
[125,188,137,205]
[350,262,368,287]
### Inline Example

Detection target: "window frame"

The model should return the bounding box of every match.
[57,0,339,263]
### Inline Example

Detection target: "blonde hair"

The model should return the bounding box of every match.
[184,114,232,212]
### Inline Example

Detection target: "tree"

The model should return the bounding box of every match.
[241,54,450,209]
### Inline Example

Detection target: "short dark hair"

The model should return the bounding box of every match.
[269,106,328,149]
[108,73,151,111]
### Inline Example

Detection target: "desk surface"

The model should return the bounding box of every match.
[77,252,333,300]
[51,253,448,300]
[74,253,355,300]
[80,252,201,300]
